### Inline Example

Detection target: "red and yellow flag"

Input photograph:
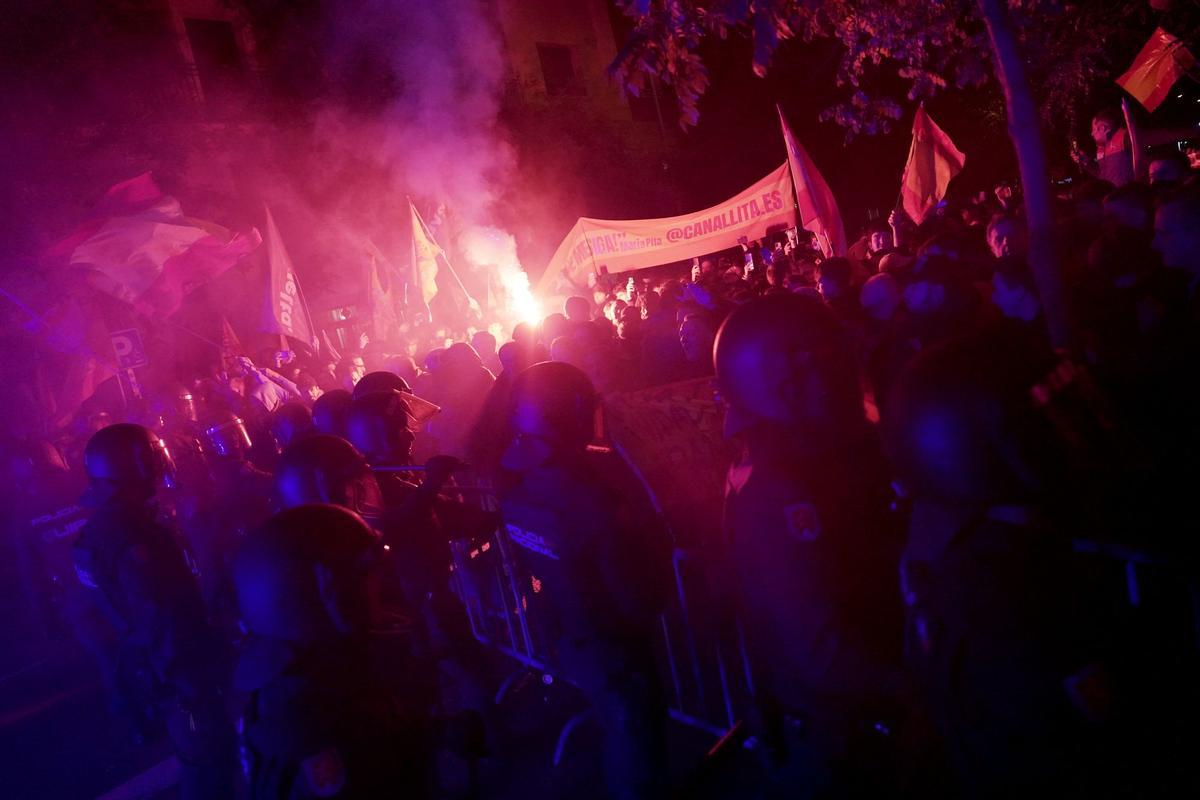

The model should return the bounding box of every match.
[778,105,847,258]
[1117,28,1196,112]
[900,107,966,226]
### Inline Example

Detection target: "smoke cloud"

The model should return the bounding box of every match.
[301,0,533,322]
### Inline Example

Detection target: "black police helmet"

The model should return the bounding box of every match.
[714,293,861,437]
[270,402,314,451]
[346,390,416,466]
[202,409,253,460]
[312,389,353,439]
[353,371,411,400]
[275,434,382,517]
[234,504,380,642]
[502,361,597,471]
[84,423,176,499]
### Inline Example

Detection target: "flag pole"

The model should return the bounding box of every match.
[407,196,434,324]
[409,197,480,313]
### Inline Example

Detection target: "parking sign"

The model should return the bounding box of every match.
[110,328,149,370]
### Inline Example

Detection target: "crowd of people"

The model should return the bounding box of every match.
[3,106,1200,798]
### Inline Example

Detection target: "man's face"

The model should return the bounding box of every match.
[1188,147,1200,171]
[988,221,1025,258]
[869,230,892,253]
[1148,159,1186,186]
[1154,204,1200,272]
[1091,118,1115,147]
[817,275,844,302]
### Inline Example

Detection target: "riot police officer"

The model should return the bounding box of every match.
[273,434,490,791]
[234,504,430,798]
[714,294,906,796]
[499,361,669,800]
[274,434,384,516]
[346,390,496,730]
[269,400,315,453]
[141,382,210,494]
[73,423,234,799]
[882,325,1165,797]
[183,410,272,624]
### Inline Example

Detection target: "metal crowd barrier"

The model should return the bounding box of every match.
[437,477,752,764]
[428,469,1200,769]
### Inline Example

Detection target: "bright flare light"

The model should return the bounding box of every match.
[461,225,542,326]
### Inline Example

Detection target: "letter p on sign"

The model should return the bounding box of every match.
[110,328,149,370]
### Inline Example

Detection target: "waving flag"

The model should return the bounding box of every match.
[51,173,259,318]
[900,107,966,225]
[220,316,244,371]
[778,105,847,258]
[365,240,400,342]
[409,201,441,318]
[260,204,318,348]
[1117,28,1196,112]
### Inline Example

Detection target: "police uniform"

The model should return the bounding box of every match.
[237,634,430,799]
[500,449,668,800]
[74,499,234,798]
[723,425,905,796]
[371,472,497,723]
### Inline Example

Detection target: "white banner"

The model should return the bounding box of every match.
[538,163,798,293]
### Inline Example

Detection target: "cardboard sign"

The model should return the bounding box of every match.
[604,377,732,546]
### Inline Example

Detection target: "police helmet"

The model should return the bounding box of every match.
[353,371,411,400]
[346,390,416,466]
[275,434,383,518]
[714,293,861,436]
[312,389,353,439]
[234,504,380,642]
[270,402,314,452]
[502,361,597,471]
[202,410,253,460]
[84,423,176,499]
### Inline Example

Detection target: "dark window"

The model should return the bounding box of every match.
[184,18,244,106]
[536,43,583,97]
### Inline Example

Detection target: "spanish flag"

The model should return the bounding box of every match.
[1117,28,1195,112]
[777,105,847,258]
[900,107,966,225]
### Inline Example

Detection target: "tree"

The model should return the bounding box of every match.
[608,0,1198,348]
[609,1,1199,138]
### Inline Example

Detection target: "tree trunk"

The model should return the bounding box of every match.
[978,0,1071,349]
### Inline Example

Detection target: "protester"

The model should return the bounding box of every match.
[12,65,1200,800]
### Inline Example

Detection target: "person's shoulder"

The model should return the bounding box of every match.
[236,635,302,693]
